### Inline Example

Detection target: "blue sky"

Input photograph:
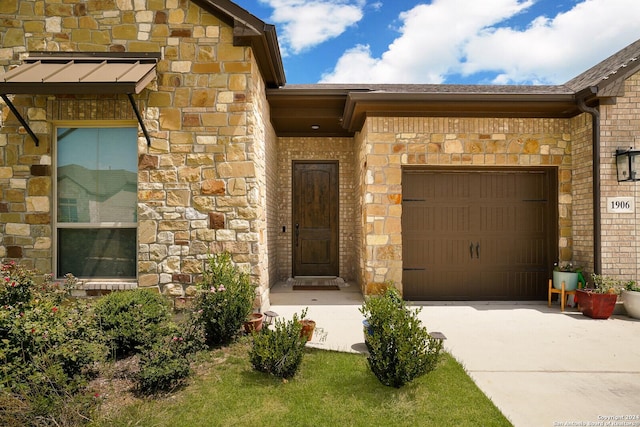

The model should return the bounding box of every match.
[232,0,640,85]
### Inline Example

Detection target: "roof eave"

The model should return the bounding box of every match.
[343,92,580,133]
[234,22,286,88]
[266,88,581,137]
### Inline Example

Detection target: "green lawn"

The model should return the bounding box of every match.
[93,338,512,427]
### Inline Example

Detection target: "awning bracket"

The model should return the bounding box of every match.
[127,93,150,146]
[1,94,39,146]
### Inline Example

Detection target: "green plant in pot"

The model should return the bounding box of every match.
[575,274,623,319]
[621,281,640,319]
[552,262,585,291]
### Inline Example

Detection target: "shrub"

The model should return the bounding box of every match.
[136,337,192,395]
[249,309,308,379]
[130,299,207,395]
[0,264,107,425]
[360,287,442,388]
[173,309,208,357]
[193,252,256,347]
[94,289,173,357]
[0,358,100,427]
[17,298,105,380]
[0,261,34,307]
[1,267,107,384]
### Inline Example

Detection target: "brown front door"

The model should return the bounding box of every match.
[402,168,558,300]
[293,161,339,276]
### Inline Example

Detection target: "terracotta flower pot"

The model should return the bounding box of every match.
[299,319,316,341]
[575,289,617,319]
[243,312,265,333]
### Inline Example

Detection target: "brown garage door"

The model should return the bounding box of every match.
[402,168,557,300]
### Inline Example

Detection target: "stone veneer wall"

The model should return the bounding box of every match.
[0,0,271,307]
[570,113,595,272]
[358,116,574,294]
[598,73,640,280]
[275,137,358,282]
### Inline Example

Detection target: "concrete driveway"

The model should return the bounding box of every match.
[269,282,640,427]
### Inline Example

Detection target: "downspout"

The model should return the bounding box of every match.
[577,89,601,275]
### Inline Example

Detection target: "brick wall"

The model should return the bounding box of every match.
[354,128,366,291]
[570,113,595,272]
[599,73,640,280]
[249,54,277,308]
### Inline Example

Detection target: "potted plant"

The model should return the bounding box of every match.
[621,281,640,319]
[552,262,584,291]
[243,312,265,333]
[575,274,623,319]
[299,313,316,342]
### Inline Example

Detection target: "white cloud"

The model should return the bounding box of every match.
[261,0,365,55]
[463,0,640,84]
[320,0,640,84]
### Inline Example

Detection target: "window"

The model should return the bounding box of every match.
[58,198,78,222]
[56,126,138,279]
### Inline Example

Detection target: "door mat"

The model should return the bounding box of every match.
[290,278,342,291]
[293,284,340,291]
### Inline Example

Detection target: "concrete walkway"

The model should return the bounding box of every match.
[269,281,640,427]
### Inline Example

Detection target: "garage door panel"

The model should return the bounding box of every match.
[480,237,547,267]
[404,171,472,200]
[476,271,548,299]
[507,238,547,266]
[479,174,516,199]
[478,205,547,234]
[515,205,547,233]
[404,270,472,300]
[402,237,430,268]
[478,206,517,232]
[404,238,474,269]
[404,205,471,234]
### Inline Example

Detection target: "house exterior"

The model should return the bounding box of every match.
[1,0,640,308]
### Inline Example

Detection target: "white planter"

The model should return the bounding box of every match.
[622,289,640,319]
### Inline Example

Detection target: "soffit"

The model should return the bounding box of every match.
[267,87,363,137]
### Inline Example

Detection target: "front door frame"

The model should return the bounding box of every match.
[292,160,339,277]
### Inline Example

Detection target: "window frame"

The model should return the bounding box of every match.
[53,120,139,280]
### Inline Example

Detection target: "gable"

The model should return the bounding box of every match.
[190,0,285,87]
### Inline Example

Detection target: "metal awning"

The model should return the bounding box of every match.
[0,52,159,145]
